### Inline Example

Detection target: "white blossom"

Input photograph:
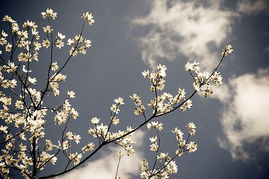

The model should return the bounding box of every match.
[41,8,57,20]
[81,12,95,25]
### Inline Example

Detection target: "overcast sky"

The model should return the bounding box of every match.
[1,0,269,178]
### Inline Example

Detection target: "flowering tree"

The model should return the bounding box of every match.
[0,9,233,179]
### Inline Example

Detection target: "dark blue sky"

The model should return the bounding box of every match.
[1,0,269,178]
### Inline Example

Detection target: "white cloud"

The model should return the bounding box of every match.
[213,69,269,160]
[237,0,269,14]
[132,0,236,70]
[57,131,145,179]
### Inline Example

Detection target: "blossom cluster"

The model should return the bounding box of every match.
[139,122,197,179]
[141,64,194,115]
[130,93,146,116]
[142,64,167,91]
[67,34,92,56]
[87,98,136,155]
[0,8,95,177]
[185,61,223,97]
[185,44,233,98]
[221,44,233,57]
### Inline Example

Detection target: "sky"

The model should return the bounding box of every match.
[1,0,269,178]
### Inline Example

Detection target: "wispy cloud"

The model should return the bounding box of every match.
[237,0,269,14]
[132,0,236,70]
[57,131,145,179]
[213,69,269,160]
